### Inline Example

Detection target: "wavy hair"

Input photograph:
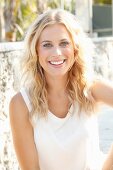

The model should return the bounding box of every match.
[21,9,96,119]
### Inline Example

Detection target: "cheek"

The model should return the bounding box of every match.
[38,49,50,63]
[38,48,45,57]
[65,46,74,54]
[39,56,45,67]
[38,49,48,63]
[38,54,49,70]
[65,48,74,59]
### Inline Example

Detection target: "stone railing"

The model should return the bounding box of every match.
[0,42,24,118]
[0,37,113,169]
[93,37,113,80]
[0,42,24,170]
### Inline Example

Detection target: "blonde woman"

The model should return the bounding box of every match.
[9,9,113,170]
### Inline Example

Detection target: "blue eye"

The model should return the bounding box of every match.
[43,43,52,48]
[60,41,70,47]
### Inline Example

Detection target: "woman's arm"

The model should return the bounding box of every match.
[91,80,113,169]
[9,93,40,170]
[91,80,113,107]
[102,144,113,170]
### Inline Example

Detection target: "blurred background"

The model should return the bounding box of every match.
[0,0,113,169]
[0,0,113,42]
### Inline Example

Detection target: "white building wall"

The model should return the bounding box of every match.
[75,0,93,33]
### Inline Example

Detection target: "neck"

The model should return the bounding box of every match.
[45,74,68,95]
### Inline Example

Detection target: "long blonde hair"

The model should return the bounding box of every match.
[21,9,96,119]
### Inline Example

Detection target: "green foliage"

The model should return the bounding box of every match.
[2,0,76,41]
[16,0,76,40]
[47,0,60,9]
[16,0,37,40]
[64,0,75,14]
[93,0,112,4]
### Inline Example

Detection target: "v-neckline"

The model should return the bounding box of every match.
[48,104,73,121]
[46,102,82,149]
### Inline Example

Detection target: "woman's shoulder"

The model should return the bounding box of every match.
[90,78,113,105]
[84,78,110,103]
[9,93,39,170]
[9,91,30,121]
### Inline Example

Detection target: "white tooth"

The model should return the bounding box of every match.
[50,60,64,65]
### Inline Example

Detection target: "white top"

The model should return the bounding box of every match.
[20,88,105,170]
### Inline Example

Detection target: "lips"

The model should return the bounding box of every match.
[49,59,65,65]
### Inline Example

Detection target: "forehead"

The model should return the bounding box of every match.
[38,23,71,42]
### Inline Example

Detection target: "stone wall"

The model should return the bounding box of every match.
[93,37,113,80]
[0,37,113,169]
[0,42,23,170]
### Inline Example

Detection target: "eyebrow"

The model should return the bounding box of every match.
[41,40,51,44]
[60,38,69,41]
[41,38,70,44]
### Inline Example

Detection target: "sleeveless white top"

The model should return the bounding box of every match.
[20,88,105,170]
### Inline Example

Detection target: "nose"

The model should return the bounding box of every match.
[53,46,62,56]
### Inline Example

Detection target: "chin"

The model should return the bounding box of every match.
[51,72,67,77]
[44,69,68,78]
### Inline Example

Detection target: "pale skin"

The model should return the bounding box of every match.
[9,24,113,170]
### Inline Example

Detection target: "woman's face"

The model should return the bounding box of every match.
[37,23,75,78]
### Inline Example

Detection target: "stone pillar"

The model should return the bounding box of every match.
[75,0,93,34]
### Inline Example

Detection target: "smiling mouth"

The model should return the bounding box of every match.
[49,59,65,65]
